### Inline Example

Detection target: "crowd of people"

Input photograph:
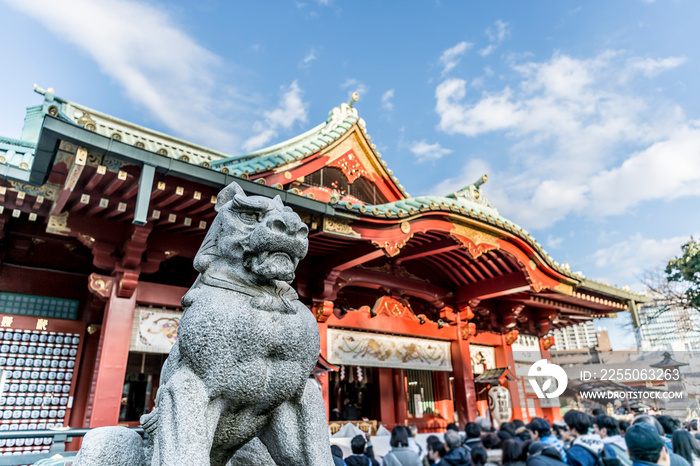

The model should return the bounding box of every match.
[330,411,700,466]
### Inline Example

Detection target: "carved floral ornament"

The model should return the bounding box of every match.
[329,151,369,184]
[322,217,360,238]
[541,335,555,350]
[88,273,114,300]
[449,222,500,259]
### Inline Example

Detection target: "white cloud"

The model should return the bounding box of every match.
[436,79,522,136]
[243,81,308,151]
[340,78,367,98]
[439,41,473,76]
[409,140,452,163]
[299,47,318,68]
[479,20,509,56]
[592,233,692,287]
[430,158,492,196]
[588,124,700,215]
[381,89,395,111]
[628,56,687,77]
[547,235,564,249]
[433,50,696,229]
[478,45,496,57]
[4,0,245,149]
[488,19,510,42]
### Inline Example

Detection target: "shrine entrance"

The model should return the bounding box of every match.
[328,365,380,422]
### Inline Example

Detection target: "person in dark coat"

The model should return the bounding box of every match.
[332,444,347,466]
[502,439,527,466]
[526,442,568,466]
[465,423,484,452]
[345,435,379,466]
[563,410,617,466]
[443,430,473,466]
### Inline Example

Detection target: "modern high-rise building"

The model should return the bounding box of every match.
[635,305,700,352]
[550,321,598,350]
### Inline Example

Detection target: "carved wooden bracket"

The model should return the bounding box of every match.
[460,322,477,340]
[88,273,115,300]
[121,225,152,270]
[541,335,555,350]
[505,330,520,345]
[314,301,334,323]
[449,223,500,259]
[117,270,139,298]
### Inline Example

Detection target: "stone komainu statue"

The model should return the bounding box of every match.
[76,182,334,466]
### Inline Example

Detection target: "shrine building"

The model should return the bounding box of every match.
[0,86,646,452]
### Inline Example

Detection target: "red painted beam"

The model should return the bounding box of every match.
[83,165,107,191]
[155,187,184,208]
[136,281,188,308]
[102,170,128,196]
[321,242,385,273]
[456,271,531,305]
[395,237,462,264]
[171,191,203,212]
[338,268,452,305]
[121,182,140,200]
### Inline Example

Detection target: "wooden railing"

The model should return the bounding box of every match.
[329,420,378,436]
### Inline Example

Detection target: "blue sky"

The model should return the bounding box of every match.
[1,0,699,348]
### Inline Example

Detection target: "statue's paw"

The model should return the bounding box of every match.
[74,426,146,466]
[140,408,158,435]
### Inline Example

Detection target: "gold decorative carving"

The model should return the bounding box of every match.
[88,273,114,300]
[400,221,411,234]
[46,212,70,236]
[77,233,96,247]
[8,182,59,201]
[372,234,413,257]
[553,283,573,295]
[86,151,103,167]
[323,217,360,238]
[314,301,334,323]
[450,223,500,259]
[77,112,97,131]
[371,296,419,322]
[54,150,74,167]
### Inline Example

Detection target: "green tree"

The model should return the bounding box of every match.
[666,237,700,308]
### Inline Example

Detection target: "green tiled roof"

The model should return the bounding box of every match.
[211,96,410,197]
[331,191,647,300]
[0,136,36,171]
[211,102,360,176]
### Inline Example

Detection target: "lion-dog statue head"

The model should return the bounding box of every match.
[194,182,309,286]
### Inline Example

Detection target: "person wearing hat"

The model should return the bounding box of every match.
[632,416,690,466]
[625,424,671,466]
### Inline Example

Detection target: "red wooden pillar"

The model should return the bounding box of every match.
[433,371,455,423]
[451,337,477,429]
[500,335,525,422]
[393,368,408,426]
[538,340,562,422]
[378,368,396,427]
[88,281,137,427]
